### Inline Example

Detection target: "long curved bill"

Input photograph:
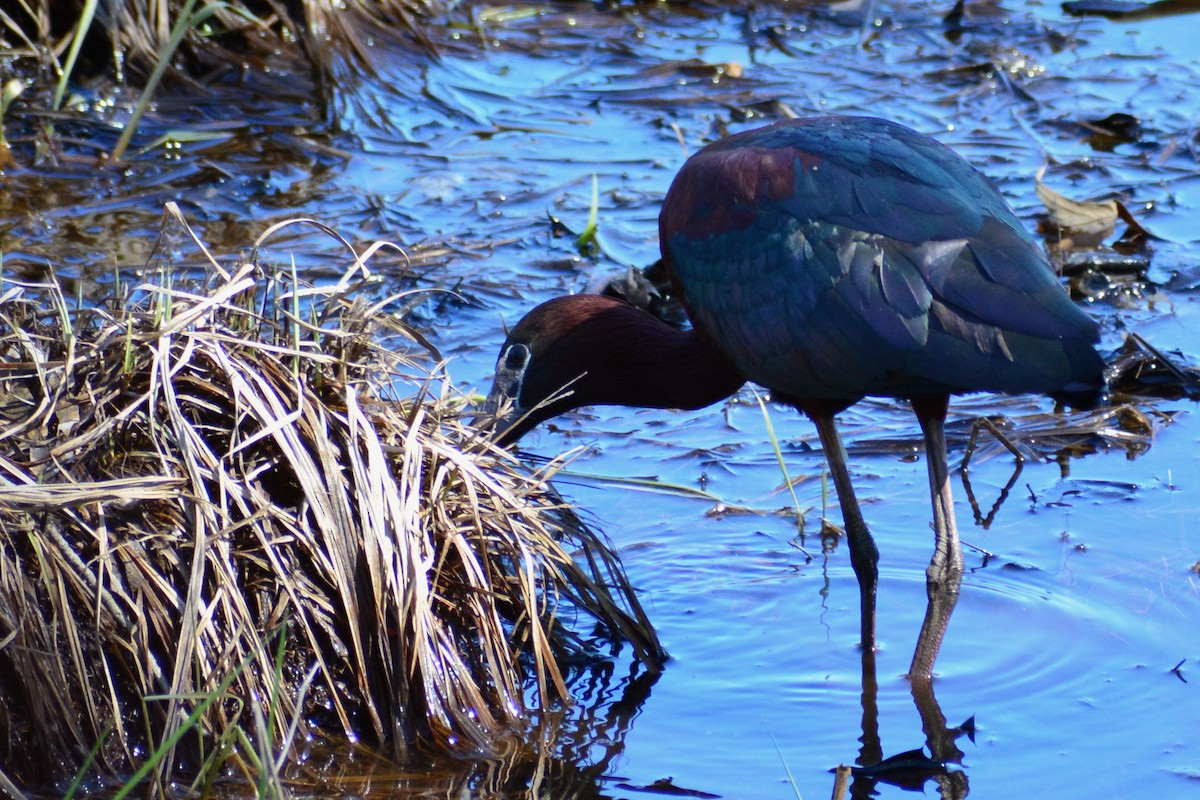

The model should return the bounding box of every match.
[475,383,526,444]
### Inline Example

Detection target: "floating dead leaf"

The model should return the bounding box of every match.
[615,777,721,798]
[1114,199,1155,245]
[1037,171,1157,299]
[704,502,763,518]
[1108,332,1200,401]
[1082,112,1142,151]
[1059,251,1150,277]
[1036,170,1119,237]
[634,58,743,81]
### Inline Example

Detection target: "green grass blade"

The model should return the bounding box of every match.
[753,387,806,535]
[110,0,230,162]
[575,173,600,255]
[53,0,100,111]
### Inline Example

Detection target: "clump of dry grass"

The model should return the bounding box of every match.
[0,0,441,163]
[1,0,439,79]
[0,204,661,790]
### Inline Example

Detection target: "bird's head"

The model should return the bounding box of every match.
[480,293,745,445]
[481,295,635,445]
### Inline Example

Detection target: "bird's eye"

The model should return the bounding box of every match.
[503,343,530,373]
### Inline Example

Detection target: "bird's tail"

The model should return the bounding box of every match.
[1049,342,1108,410]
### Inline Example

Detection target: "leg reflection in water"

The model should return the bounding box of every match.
[842,651,973,800]
[842,621,974,799]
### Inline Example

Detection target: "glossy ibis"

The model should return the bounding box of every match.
[484,116,1105,679]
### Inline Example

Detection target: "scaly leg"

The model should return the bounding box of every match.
[811,412,879,654]
[909,395,964,682]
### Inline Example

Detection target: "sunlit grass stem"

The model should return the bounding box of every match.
[105,665,245,800]
[62,725,113,800]
[1,78,25,161]
[575,174,600,255]
[254,624,288,798]
[109,0,231,162]
[753,388,806,535]
[767,727,805,800]
[53,0,100,111]
[290,256,301,377]
[831,764,851,800]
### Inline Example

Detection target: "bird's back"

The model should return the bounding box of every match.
[659,116,1104,407]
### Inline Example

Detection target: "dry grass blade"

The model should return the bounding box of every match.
[0,475,184,507]
[0,211,662,789]
[7,1,441,106]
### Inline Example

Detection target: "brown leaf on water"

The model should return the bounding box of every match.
[1108,332,1200,401]
[1035,170,1157,284]
[1115,199,1155,246]
[1082,112,1142,151]
[615,777,721,798]
[1035,172,1119,238]
[633,58,744,81]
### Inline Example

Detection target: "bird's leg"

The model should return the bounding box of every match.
[909,394,964,682]
[811,411,879,654]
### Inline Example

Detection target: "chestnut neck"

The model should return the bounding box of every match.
[605,318,746,412]
[526,296,747,419]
